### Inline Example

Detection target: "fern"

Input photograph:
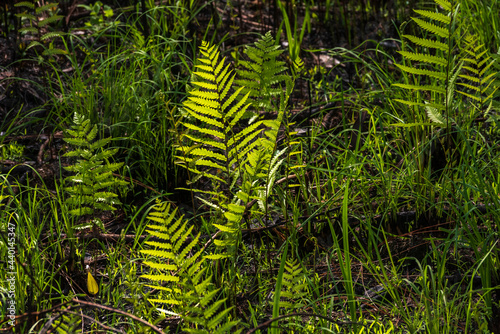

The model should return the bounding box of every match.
[394,0,499,127]
[51,314,82,333]
[173,35,301,321]
[457,35,499,119]
[63,113,127,225]
[179,36,299,243]
[140,201,240,333]
[14,1,66,57]
[178,41,256,193]
[177,40,272,251]
[275,259,309,310]
[235,31,290,119]
[392,0,457,127]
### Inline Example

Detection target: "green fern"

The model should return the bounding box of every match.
[392,0,457,125]
[177,40,273,251]
[177,40,256,192]
[14,1,66,56]
[174,36,300,318]
[275,259,309,310]
[393,0,499,127]
[235,31,290,119]
[457,35,499,119]
[63,113,127,224]
[140,201,240,333]
[391,0,475,177]
[51,314,82,333]
[178,37,298,250]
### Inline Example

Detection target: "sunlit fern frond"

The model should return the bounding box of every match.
[51,314,82,333]
[275,259,309,311]
[457,34,499,115]
[392,0,457,125]
[235,31,289,118]
[177,41,263,195]
[140,201,239,333]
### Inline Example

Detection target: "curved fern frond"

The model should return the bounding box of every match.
[178,41,260,200]
[140,201,240,333]
[395,64,447,80]
[411,17,449,38]
[14,2,35,9]
[413,10,451,25]
[397,51,447,67]
[435,0,451,11]
[392,83,445,95]
[401,35,449,52]
[38,15,63,27]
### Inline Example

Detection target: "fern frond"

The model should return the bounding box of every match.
[18,27,38,34]
[179,42,258,193]
[273,259,309,313]
[411,17,448,38]
[395,64,446,80]
[36,3,59,14]
[63,113,127,218]
[144,230,171,242]
[141,249,176,259]
[392,0,459,128]
[141,201,239,332]
[393,99,445,110]
[397,51,447,67]
[41,32,64,40]
[15,12,37,21]
[142,262,177,271]
[236,31,289,116]
[435,0,451,11]
[25,41,42,51]
[413,10,450,25]
[401,35,448,52]
[457,34,499,117]
[141,274,179,282]
[38,15,63,27]
[392,83,445,94]
[15,2,35,9]
[426,104,447,126]
[42,48,68,56]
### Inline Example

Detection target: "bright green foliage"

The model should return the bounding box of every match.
[275,259,309,310]
[0,141,24,161]
[14,1,66,56]
[235,31,289,117]
[177,40,255,191]
[164,34,299,329]
[392,0,456,122]
[177,38,293,255]
[393,0,499,130]
[79,1,119,33]
[63,112,127,217]
[51,314,82,333]
[458,35,499,117]
[140,201,240,333]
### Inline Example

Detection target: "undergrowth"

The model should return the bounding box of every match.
[0,0,499,333]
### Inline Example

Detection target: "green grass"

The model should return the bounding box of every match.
[1,0,499,332]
